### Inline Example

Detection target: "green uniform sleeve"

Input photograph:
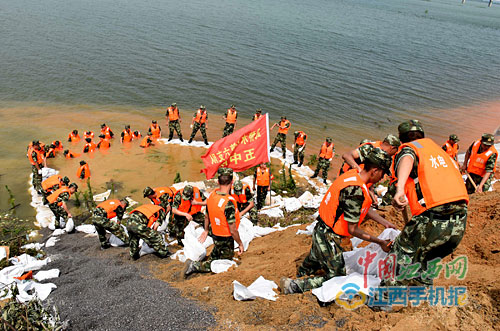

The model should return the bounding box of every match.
[338,186,365,223]
[394,146,418,178]
[225,200,236,224]
[172,192,182,209]
[245,187,253,201]
[57,192,70,204]
[485,153,497,173]
[115,206,125,220]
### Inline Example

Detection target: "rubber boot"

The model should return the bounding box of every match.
[204,139,209,146]
[188,138,193,144]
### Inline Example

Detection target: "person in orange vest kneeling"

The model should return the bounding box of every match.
[126,205,171,260]
[461,133,498,193]
[170,185,207,245]
[280,149,395,294]
[77,160,90,180]
[184,168,244,277]
[311,137,335,184]
[47,183,78,229]
[92,198,130,249]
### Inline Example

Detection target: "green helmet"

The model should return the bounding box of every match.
[143,186,154,198]
[326,137,333,143]
[182,185,194,199]
[171,103,177,107]
[383,134,401,148]
[233,180,243,193]
[256,108,262,113]
[481,133,495,146]
[217,167,234,177]
[62,176,70,186]
[397,120,424,135]
[365,148,392,175]
[449,134,459,142]
[69,183,78,191]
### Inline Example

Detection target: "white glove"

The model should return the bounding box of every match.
[190,124,193,129]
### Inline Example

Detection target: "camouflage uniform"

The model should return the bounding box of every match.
[381,146,468,287]
[170,191,206,242]
[30,149,44,193]
[126,209,170,259]
[92,205,129,248]
[338,143,373,176]
[293,131,307,165]
[254,168,270,210]
[464,142,497,194]
[222,123,235,137]
[190,121,208,142]
[190,193,236,272]
[312,157,331,182]
[235,186,258,225]
[271,121,291,159]
[49,192,71,228]
[168,120,183,140]
[294,186,363,292]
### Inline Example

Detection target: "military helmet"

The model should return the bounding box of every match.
[397,120,424,135]
[143,186,154,198]
[152,120,157,124]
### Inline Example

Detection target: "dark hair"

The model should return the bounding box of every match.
[363,160,379,172]
[218,175,232,186]
[399,131,424,143]
[85,138,91,143]
[80,160,86,165]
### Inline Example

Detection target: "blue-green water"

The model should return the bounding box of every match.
[1,0,499,217]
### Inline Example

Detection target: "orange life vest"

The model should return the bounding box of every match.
[167,107,180,121]
[47,187,72,206]
[132,131,141,139]
[253,113,262,121]
[256,167,272,186]
[340,141,382,174]
[101,127,113,139]
[150,187,176,205]
[175,187,203,215]
[77,163,90,179]
[467,139,498,177]
[402,138,469,216]
[443,141,459,160]
[319,169,372,237]
[295,131,307,146]
[97,199,122,219]
[130,204,164,228]
[98,139,110,149]
[319,142,334,159]
[42,175,63,192]
[207,191,241,237]
[149,124,161,138]
[122,130,132,142]
[65,150,80,159]
[27,147,44,166]
[140,136,151,148]
[68,132,80,143]
[52,141,63,151]
[83,132,94,140]
[278,120,291,134]
[226,109,237,124]
[231,183,251,205]
[83,142,97,153]
[194,109,207,124]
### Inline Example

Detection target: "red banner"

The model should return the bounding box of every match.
[201,114,270,179]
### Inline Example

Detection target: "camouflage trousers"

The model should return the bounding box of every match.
[92,214,129,247]
[170,215,189,245]
[313,157,330,181]
[31,165,43,193]
[49,204,67,229]
[239,202,258,224]
[256,186,269,210]
[126,217,170,259]
[295,220,346,292]
[271,133,287,158]
[192,235,235,273]
[222,123,235,137]
[293,144,305,164]
[381,207,467,287]
[189,122,207,141]
[168,120,183,140]
[466,172,492,194]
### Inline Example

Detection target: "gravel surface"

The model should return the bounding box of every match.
[43,231,215,330]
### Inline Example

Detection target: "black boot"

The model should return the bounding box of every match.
[298,163,302,167]
[204,139,209,145]
[188,138,193,144]
[180,136,184,142]
[168,134,173,142]
[311,173,318,179]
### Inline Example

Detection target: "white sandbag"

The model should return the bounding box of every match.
[0,247,7,261]
[296,221,317,235]
[211,260,237,274]
[109,225,128,246]
[36,208,55,228]
[181,222,207,262]
[45,237,59,247]
[21,243,44,250]
[259,207,283,218]
[312,272,380,303]
[297,191,314,205]
[93,190,111,202]
[9,254,50,271]
[65,218,74,233]
[233,276,278,301]
[51,229,65,236]
[14,281,57,302]
[0,265,25,285]
[284,197,302,213]
[235,217,255,251]
[343,228,400,276]
[34,269,60,281]
[76,224,97,234]
[170,250,186,263]
[302,195,324,209]
[253,226,278,237]
[41,168,58,181]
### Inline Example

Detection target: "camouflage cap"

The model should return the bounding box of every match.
[449,134,459,142]
[182,185,194,199]
[152,120,157,123]
[233,180,243,193]
[326,137,333,143]
[200,105,206,109]
[365,148,392,175]
[171,103,177,107]
[398,120,424,135]
[383,134,401,148]
[62,176,70,186]
[281,116,286,119]
[481,133,495,146]
[217,167,234,177]
[359,139,372,145]
[143,186,154,197]
[256,108,262,113]
[69,183,78,191]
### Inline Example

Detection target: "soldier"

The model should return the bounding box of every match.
[222,104,238,137]
[253,108,263,121]
[461,133,498,193]
[92,198,130,249]
[280,149,395,294]
[270,116,291,159]
[143,186,176,215]
[339,134,401,176]
[253,163,274,210]
[188,105,209,145]
[127,205,171,260]
[139,134,154,148]
[442,134,460,161]
[311,137,335,184]
[47,183,78,229]
[121,125,133,143]
[170,185,207,244]
[27,141,46,193]
[64,149,80,159]
[45,144,57,159]
[184,168,244,277]
[52,140,63,152]
[41,175,70,199]
[165,103,183,142]
[231,180,258,225]
[100,123,114,139]
[77,160,90,180]
[68,130,80,143]
[293,130,307,166]
[132,130,141,139]
[383,120,469,289]
[148,120,161,139]
[97,134,111,149]
[82,138,96,153]
[83,131,94,141]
